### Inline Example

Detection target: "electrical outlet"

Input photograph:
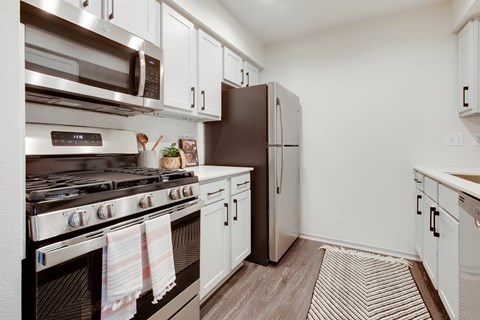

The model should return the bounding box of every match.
[472,133,480,146]
[445,133,464,146]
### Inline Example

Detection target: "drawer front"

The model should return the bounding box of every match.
[424,176,438,202]
[230,174,250,195]
[438,184,459,220]
[200,179,228,206]
[414,171,424,191]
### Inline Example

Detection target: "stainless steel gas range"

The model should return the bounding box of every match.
[22,123,202,320]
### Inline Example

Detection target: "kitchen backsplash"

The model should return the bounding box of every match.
[25,103,200,160]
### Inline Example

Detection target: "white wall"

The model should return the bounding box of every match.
[0,1,23,318]
[262,2,480,257]
[163,0,265,67]
[451,0,480,31]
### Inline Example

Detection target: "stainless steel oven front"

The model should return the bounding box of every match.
[23,199,202,320]
[20,0,164,117]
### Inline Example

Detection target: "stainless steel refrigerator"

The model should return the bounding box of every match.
[204,82,300,265]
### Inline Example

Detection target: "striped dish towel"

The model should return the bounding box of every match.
[144,214,176,303]
[101,247,137,320]
[102,224,143,314]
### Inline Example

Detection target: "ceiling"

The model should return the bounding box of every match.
[218,0,447,44]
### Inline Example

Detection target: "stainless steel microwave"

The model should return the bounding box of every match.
[20,0,164,116]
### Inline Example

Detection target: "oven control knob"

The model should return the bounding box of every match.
[182,186,193,197]
[68,209,91,228]
[139,195,153,209]
[169,188,181,200]
[97,203,115,220]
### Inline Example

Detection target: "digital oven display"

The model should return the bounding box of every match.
[51,131,103,146]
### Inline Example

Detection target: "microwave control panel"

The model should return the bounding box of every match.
[144,55,160,100]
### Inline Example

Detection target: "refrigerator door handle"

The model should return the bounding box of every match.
[276,98,284,194]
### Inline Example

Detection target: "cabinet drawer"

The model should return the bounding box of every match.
[230,174,250,195]
[438,184,459,220]
[424,176,438,202]
[414,171,424,191]
[200,179,228,205]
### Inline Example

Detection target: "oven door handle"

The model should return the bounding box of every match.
[36,199,204,272]
[167,200,204,222]
[36,236,105,272]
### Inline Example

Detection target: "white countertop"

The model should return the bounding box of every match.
[414,166,480,198]
[189,165,253,182]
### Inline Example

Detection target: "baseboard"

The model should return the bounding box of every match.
[300,233,420,261]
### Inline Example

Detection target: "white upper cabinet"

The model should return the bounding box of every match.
[223,46,260,87]
[62,0,157,44]
[62,0,103,17]
[198,30,222,118]
[106,0,157,44]
[223,47,244,86]
[162,4,197,113]
[458,18,478,116]
[243,60,259,87]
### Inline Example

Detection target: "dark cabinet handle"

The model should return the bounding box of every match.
[201,90,206,110]
[207,188,224,196]
[83,0,89,7]
[463,86,469,107]
[109,0,115,19]
[416,195,422,215]
[233,199,238,221]
[429,207,435,231]
[191,87,195,109]
[246,72,250,87]
[433,210,440,237]
[241,69,244,85]
[224,203,229,226]
[236,181,249,187]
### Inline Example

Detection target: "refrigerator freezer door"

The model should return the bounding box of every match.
[268,145,300,262]
[268,82,300,146]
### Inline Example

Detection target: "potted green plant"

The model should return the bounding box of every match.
[161,143,181,169]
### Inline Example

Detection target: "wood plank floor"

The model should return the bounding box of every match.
[200,238,449,320]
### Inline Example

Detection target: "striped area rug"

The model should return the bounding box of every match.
[307,246,431,320]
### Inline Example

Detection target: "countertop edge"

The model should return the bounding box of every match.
[189,165,253,182]
[414,166,480,198]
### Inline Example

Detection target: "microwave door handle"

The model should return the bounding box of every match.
[137,50,146,97]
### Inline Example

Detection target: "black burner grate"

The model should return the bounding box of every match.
[26,174,112,202]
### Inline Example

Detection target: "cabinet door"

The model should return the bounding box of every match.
[62,0,103,17]
[231,191,251,269]
[415,191,424,259]
[198,30,222,118]
[223,47,243,86]
[243,61,259,87]
[200,201,230,299]
[458,19,478,116]
[106,0,157,43]
[422,196,438,288]
[438,208,459,320]
[162,4,196,112]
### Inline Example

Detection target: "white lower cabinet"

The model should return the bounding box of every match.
[414,171,459,320]
[230,189,251,269]
[199,173,251,300]
[422,196,438,287]
[200,200,229,297]
[437,207,459,319]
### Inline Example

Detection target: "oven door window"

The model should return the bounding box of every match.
[35,249,102,320]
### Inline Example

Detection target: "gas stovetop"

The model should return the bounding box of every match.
[26,167,193,202]
[24,124,202,242]
[26,167,197,215]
